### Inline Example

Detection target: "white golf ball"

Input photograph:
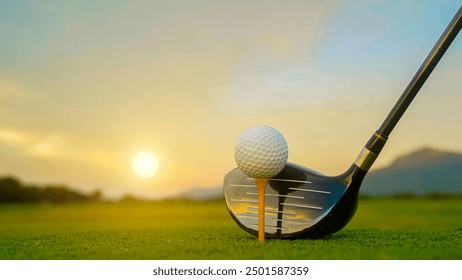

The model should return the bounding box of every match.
[234,125,288,178]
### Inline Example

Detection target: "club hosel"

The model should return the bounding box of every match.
[354,131,388,172]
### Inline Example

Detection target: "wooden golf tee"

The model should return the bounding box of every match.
[255,177,268,243]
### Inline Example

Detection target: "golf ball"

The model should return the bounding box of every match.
[235,125,288,178]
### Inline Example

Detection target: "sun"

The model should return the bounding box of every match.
[132,151,159,179]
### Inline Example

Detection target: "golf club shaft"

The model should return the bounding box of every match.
[355,6,462,172]
[379,5,462,138]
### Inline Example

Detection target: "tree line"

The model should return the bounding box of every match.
[0,176,101,203]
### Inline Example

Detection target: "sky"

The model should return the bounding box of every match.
[1,0,461,199]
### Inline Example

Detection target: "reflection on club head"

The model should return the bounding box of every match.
[224,163,366,239]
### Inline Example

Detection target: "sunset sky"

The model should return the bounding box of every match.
[1,0,461,199]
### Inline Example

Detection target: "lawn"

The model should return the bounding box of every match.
[0,198,461,259]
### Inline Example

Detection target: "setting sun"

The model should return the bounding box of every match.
[132,151,159,179]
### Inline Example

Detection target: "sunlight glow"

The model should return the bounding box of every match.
[132,151,159,179]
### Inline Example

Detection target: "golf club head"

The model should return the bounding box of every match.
[224,162,367,239]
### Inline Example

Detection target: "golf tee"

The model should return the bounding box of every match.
[255,177,268,243]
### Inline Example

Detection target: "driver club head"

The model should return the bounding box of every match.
[223,162,367,239]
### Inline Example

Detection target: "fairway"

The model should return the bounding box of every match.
[0,198,461,259]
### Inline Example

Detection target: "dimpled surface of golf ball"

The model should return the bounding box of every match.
[235,125,288,178]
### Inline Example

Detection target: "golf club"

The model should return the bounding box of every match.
[224,6,462,239]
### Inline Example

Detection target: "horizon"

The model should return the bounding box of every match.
[1,144,459,201]
[1,1,461,200]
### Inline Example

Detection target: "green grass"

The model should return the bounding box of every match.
[0,198,461,259]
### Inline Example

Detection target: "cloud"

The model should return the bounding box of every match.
[0,126,65,159]
[0,127,28,145]
[213,66,395,115]
[313,0,462,77]
[27,134,64,157]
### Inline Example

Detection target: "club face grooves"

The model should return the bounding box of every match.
[224,163,365,239]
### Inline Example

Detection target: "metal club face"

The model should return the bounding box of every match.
[223,162,366,239]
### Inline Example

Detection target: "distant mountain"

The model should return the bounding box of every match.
[360,147,462,196]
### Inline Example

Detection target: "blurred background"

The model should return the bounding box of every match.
[1,0,461,201]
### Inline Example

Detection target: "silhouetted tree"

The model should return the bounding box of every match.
[0,175,102,204]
